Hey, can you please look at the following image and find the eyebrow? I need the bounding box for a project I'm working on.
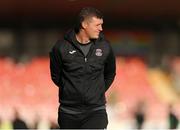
[97,22,103,25]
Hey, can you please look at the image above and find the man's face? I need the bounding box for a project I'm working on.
[83,17,103,39]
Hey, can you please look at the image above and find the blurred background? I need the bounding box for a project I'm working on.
[0,0,180,129]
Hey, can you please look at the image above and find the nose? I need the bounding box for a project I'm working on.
[99,25,103,31]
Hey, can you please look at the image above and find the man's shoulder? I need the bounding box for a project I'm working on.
[54,39,67,48]
[52,39,72,51]
[50,39,69,54]
[97,38,111,49]
[98,33,111,44]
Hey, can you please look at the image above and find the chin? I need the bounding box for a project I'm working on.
[92,35,99,39]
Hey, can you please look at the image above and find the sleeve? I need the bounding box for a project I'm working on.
[49,41,63,87]
[104,45,116,91]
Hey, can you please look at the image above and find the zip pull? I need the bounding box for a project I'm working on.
[84,57,87,62]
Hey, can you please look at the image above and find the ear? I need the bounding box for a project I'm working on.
[81,21,87,29]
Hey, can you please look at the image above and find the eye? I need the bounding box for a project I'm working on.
[97,24,102,27]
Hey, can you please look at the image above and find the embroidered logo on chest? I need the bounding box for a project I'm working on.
[95,49,103,56]
[69,50,76,54]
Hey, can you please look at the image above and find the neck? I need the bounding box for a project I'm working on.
[75,30,90,44]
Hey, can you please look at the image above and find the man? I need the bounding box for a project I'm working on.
[49,7,116,129]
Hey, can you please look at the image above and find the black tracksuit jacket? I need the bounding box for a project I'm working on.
[49,30,116,110]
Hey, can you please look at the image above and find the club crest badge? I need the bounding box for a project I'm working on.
[95,49,103,56]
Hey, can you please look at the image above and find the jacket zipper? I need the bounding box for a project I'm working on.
[84,42,95,63]
[84,57,87,62]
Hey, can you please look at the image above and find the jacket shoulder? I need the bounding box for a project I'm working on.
[50,39,69,53]
[53,39,67,49]
[98,37,112,50]
[98,33,111,46]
